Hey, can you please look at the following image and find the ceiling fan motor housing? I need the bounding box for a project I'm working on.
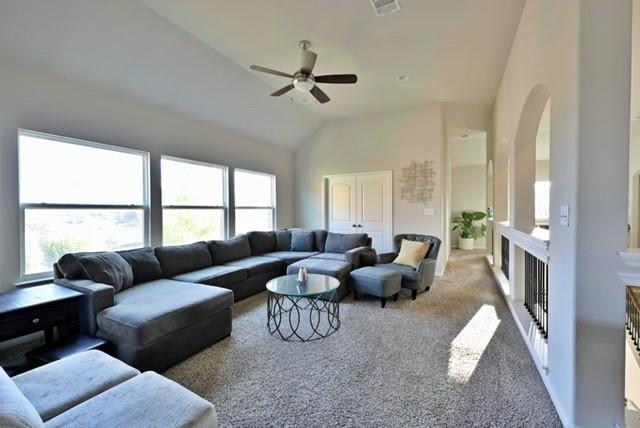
[293,72,315,92]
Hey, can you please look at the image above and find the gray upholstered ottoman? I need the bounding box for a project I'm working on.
[286,258,352,300]
[351,267,402,308]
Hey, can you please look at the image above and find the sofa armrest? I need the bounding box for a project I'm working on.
[417,258,437,288]
[55,279,115,335]
[377,252,397,264]
[344,246,371,269]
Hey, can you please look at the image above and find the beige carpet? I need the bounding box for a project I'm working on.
[165,250,561,427]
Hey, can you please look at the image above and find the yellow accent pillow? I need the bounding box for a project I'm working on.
[392,239,431,268]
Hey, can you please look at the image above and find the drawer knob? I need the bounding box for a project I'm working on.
[32,318,40,324]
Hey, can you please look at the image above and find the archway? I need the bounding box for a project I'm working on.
[512,84,551,233]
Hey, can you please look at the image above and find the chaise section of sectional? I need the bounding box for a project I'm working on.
[95,278,233,372]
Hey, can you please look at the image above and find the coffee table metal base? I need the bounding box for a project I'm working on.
[267,290,340,342]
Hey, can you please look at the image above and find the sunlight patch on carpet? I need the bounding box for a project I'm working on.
[448,304,501,384]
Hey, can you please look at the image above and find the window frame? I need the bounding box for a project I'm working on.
[18,129,151,283]
[160,155,229,245]
[233,168,277,235]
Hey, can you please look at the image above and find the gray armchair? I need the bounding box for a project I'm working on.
[376,234,441,300]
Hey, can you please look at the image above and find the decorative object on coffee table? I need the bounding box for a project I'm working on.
[266,274,340,342]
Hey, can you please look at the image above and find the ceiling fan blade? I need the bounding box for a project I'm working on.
[250,65,293,78]
[300,50,317,75]
[314,74,358,84]
[271,84,294,97]
[310,85,330,104]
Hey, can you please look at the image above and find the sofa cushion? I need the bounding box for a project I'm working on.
[78,252,134,293]
[13,350,138,422]
[287,259,351,281]
[291,230,314,252]
[44,372,217,428]
[207,235,251,264]
[376,263,420,283]
[0,367,44,428]
[313,230,328,252]
[324,232,368,253]
[57,251,103,280]
[172,265,247,287]
[248,231,276,255]
[117,247,164,284]
[275,229,292,251]
[310,252,346,263]
[97,279,233,346]
[224,256,282,277]
[154,242,212,278]
[262,251,320,265]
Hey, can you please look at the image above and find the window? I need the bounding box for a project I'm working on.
[161,157,227,245]
[234,169,276,235]
[535,181,551,223]
[19,130,149,280]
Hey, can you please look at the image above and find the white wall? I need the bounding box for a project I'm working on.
[492,0,631,426]
[294,104,448,273]
[0,60,297,292]
[451,165,487,248]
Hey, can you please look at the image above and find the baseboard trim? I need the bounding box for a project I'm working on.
[484,255,571,428]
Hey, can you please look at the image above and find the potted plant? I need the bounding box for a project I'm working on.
[452,211,487,250]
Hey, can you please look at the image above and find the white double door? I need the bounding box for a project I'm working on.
[325,171,393,253]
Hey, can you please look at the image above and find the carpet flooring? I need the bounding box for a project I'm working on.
[165,250,562,427]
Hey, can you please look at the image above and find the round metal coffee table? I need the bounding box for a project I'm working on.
[266,274,340,342]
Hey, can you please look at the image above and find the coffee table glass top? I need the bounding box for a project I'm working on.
[266,274,340,297]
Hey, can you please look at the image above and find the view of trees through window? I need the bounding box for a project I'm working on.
[161,157,226,245]
[234,169,276,235]
[19,131,148,278]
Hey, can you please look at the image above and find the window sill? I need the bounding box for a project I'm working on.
[15,277,54,288]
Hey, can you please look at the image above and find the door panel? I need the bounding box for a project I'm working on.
[328,176,357,234]
[357,173,392,252]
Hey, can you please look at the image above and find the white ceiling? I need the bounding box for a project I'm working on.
[141,0,526,118]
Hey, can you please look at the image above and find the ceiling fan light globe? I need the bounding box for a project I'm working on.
[293,73,315,92]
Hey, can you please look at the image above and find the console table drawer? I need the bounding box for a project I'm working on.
[0,305,68,337]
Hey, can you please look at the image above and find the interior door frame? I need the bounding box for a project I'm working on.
[322,170,393,251]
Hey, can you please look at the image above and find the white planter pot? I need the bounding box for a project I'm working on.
[459,238,475,250]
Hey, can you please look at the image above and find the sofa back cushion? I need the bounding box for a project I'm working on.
[155,242,212,277]
[313,230,328,252]
[291,230,314,252]
[77,252,134,293]
[248,231,276,255]
[207,235,251,264]
[117,247,164,284]
[324,232,368,253]
[275,229,292,251]
[0,368,44,428]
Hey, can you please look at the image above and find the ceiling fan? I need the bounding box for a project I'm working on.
[250,40,357,104]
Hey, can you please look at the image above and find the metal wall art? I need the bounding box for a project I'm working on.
[399,160,436,204]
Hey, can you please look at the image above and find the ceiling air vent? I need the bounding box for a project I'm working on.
[370,0,400,17]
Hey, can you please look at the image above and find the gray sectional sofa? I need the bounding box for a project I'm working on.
[53,229,375,371]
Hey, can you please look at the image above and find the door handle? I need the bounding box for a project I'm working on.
[357,224,363,228]
[352,224,356,228]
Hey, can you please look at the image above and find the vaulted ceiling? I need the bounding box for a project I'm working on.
[142,0,526,118]
[0,0,526,149]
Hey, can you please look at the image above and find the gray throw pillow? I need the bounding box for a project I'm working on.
[324,232,368,253]
[56,251,101,279]
[312,230,328,252]
[275,229,292,251]
[78,252,134,293]
[291,230,314,252]
[117,247,164,284]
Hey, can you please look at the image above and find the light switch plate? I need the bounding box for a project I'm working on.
[560,205,570,226]
[423,208,435,216]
